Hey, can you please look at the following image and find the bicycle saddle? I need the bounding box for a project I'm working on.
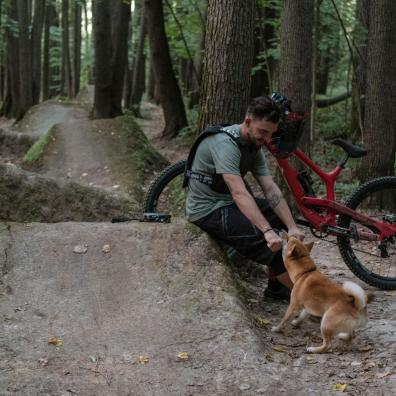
[331,138,368,158]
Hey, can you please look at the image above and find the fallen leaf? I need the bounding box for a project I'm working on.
[48,337,63,347]
[81,172,88,177]
[138,355,149,364]
[177,352,189,360]
[265,354,273,362]
[351,361,362,366]
[254,315,271,327]
[384,291,395,296]
[272,345,286,353]
[73,244,88,254]
[376,371,392,379]
[332,383,347,392]
[102,244,111,253]
[112,185,120,189]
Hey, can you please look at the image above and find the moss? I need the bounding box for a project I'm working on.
[22,125,57,168]
[102,114,168,202]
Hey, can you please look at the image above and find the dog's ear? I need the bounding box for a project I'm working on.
[286,238,302,257]
[304,241,315,253]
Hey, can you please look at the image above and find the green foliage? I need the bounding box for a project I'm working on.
[176,104,199,146]
[164,0,205,62]
[315,99,352,139]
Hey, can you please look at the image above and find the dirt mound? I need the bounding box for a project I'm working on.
[0,164,136,222]
[0,221,394,395]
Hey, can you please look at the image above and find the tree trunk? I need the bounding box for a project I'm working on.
[351,0,369,139]
[17,0,34,119]
[92,0,112,118]
[129,1,147,116]
[278,0,314,154]
[43,1,60,100]
[0,1,19,118]
[197,0,255,134]
[31,0,45,104]
[61,0,72,97]
[123,12,134,108]
[358,0,396,179]
[145,0,188,138]
[73,0,82,97]
[109,0,131,117]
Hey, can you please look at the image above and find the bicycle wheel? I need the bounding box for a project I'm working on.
[337,176,396,289]
[143,159,187,216]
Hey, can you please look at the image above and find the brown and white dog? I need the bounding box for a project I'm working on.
[272,236,373,353]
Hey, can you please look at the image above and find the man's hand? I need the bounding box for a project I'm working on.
[264,230,283,252]
[288,225,305,241]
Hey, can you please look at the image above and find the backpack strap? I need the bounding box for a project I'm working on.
[182,124,236,188]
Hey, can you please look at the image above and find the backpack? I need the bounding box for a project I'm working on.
[183,124,258,194]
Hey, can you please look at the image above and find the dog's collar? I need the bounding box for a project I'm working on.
[293,268,316,283]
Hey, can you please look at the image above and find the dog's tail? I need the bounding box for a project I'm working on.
[342,281,367,310]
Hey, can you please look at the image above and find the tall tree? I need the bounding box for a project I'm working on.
[92,0,130,118]
[129,1,147,116]
[43,0,60,100]
[0,1,19,118]
[73,0,82,97]
[17,0,34,117]
[92,0,112,117]
[145,0,187,138]
[61,0,72,97]
[351,0,369,139]
[278,0,314,153]
[31,0,45,104]
[197,0,256,133]
[359,0,396,179]
[109,0,130,116]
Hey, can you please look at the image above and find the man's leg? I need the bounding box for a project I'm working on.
[193,202,292,299]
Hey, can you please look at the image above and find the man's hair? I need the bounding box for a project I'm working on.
[246,96,281,123]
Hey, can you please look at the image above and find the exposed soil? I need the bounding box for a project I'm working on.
[0,94,394,395]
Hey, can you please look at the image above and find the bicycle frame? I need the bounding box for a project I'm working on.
[273,147,396,241]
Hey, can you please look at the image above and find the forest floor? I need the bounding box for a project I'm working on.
[0,93,395,395]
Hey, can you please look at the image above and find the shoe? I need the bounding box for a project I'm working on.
[264,280,291,301]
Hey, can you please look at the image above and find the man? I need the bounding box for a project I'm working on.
[185,96,304,299]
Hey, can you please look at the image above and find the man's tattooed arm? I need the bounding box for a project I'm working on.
[267,191,282,209]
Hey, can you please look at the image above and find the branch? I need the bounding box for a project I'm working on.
[316,91,351,108]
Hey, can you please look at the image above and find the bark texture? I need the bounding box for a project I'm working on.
[73,1,82,97]
[61,0,72,97]
[359,0,396,179]
[351,0,369,138]
[145,0,187,138]
[31,0,45,104]
[278,0,314,153]
[197,0,256,133]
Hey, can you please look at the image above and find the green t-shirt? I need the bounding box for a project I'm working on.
[185,124,270,222]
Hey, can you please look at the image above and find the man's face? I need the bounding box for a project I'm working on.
[245,116,278,148]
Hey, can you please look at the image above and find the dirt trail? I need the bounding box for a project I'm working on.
[42,116,125,193]
[137,102,189,163]
[0,222,394,395]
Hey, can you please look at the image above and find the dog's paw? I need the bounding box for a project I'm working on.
[291,319,301,327]
[271,325,281,333]
[306,346,317,353]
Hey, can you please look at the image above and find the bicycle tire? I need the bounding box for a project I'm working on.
[143,159,187,214]
[337,176,396,290]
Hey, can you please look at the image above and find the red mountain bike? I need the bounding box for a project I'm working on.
[144,109,396,290]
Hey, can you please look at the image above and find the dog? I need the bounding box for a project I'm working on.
[271,236,373,353]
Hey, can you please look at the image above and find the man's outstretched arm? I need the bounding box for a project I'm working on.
[254,174,304,240]
[222,173,283,252]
